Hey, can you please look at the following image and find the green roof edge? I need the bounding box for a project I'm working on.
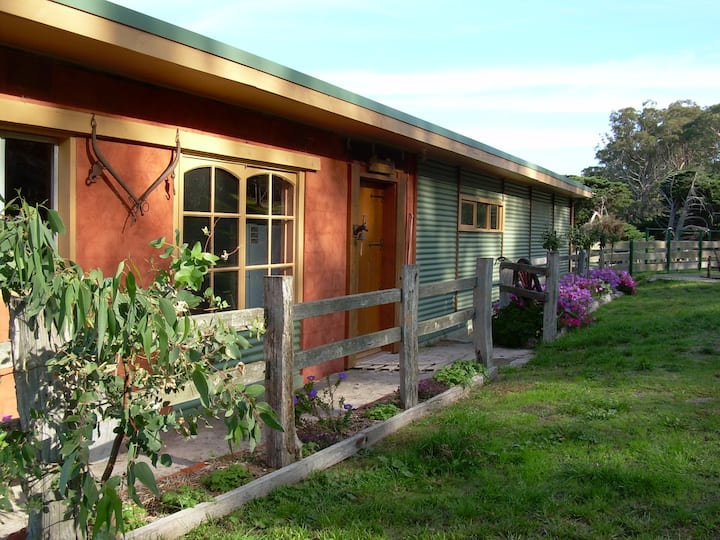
[51,0,588,193]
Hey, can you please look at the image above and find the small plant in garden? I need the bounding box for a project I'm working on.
[366,402,402,421]
[122,502,148,531]
[541,229,560,251]
[159,485,213,513]
[200,464,252,493]
[417,378,450,401]
[434,360,487,388]
[294,373,354,434]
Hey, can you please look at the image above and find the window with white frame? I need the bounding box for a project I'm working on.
[181,158,298,310]
[0,134,56,211]
[458,195,503,232]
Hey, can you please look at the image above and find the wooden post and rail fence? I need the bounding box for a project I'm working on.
[262,252,559,467]
[582,239,720,275]
[10,255,561,471]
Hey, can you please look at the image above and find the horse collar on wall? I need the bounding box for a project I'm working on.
[87,114,181,219]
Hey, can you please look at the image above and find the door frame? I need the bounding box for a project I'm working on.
[348,162,407,360]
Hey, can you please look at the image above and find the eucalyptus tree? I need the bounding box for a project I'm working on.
[0,200,280,539]
[595,100,720,233]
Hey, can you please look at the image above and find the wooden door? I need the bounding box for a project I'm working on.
[355,180,397,342]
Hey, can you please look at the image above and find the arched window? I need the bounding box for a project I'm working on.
[182,159,298,310]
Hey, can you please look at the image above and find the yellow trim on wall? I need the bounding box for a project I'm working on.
[0,95,321,172]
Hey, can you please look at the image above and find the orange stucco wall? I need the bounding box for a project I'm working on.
[0,45,417,406]
[0,366,16,418]
[74,139,176,282]
[299,159,351,379]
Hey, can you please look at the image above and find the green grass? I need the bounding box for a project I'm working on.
[184,278,720,539]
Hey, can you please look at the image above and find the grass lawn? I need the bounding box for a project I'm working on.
[185,278,720,539]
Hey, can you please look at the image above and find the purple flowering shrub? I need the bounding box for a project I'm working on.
[558,268,636,329]
[495,268,638,345]
[294,372,353,435]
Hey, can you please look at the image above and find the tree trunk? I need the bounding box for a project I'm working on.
[10,300,78,540]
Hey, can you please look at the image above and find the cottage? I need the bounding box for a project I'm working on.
[0,0,591,417]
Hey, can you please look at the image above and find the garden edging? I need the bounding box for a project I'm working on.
[125,370,495,540]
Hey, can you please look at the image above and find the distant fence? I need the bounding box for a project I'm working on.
[579,240,720,275]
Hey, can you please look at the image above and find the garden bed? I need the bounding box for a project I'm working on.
[124,372,491,540]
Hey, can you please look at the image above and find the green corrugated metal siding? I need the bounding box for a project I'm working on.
[554,195,571,258]
[503,182,531,262]
[417,160,458,322]
[531,191,553,261]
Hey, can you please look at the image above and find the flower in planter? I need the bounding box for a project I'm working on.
[294,372,354,435]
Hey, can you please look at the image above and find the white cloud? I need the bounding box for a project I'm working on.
[314,54,720,116]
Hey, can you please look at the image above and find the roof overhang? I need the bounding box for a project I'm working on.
[0,0,591,198]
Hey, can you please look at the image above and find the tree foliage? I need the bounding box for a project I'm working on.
[0,200,280,538]
[591,100,720,233]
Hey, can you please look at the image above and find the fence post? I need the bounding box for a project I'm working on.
[264,275,301,468]
[577,249,588,276]
[628,240,634,275]
[10,300,76,539]
[542,251,559,343]
[666,239,672,273]
[474,258,494,370]
[499,263,512,307]
[698,234,703,272]
[399,265,419,409]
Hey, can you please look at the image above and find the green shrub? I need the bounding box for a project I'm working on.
[366,402,402,421]
[200,464,252,493]
[122,502,148,531]
[160,485,213,513]
[434,360,486,388]
[492,299,543,348]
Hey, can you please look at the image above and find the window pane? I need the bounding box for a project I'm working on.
[272,175,294,216]
[271,220,294,264]
[246,174,268,215]
[213,271,238,310]
[246,218,268,265]
[184,167,211,212]
[245,269,266,308]
[214,217,239,267]
[476,203,488,229]
[271,267,293,276]
[183,216,210,251]
[4,138,53,209]
[490,205,499,229]
[460,201,474,226]
[215,168,239,213]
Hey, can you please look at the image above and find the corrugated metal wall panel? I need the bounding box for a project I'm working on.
[554,195,571,256]
[417,160,458,321]
[531,190,553,261]
[503,182,531,262]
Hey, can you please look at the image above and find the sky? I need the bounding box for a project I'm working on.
[109,0,720,176]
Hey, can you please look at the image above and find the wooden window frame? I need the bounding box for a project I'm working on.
[458,195,504,232]
[178,155,303,310]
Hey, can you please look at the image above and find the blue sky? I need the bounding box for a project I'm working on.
[110,0,720,176]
